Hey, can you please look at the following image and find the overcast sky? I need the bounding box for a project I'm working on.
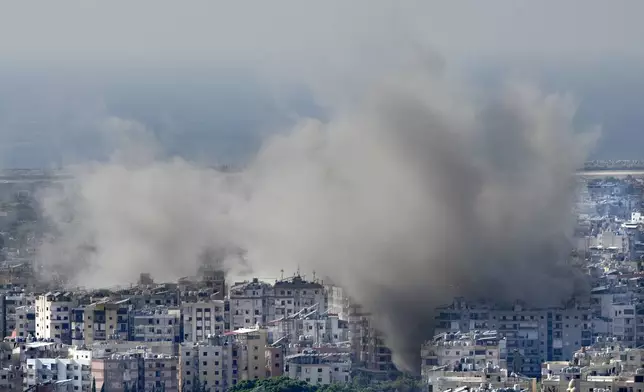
[1,0,644,166]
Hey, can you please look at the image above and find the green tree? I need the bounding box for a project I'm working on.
[227,375,425,392]
[92,378,97,392]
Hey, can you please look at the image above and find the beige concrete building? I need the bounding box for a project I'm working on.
[179,338,234,392]
[227,327,268,381]
[181,300,227,342]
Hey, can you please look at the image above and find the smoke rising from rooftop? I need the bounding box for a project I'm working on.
[37,59,598,372]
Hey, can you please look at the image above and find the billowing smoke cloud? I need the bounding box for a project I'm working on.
[37,61,598,372]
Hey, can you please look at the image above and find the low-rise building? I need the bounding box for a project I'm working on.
[24,358,92,392]
[92,351,179,392]
[285,351,351,385]
[421,330,507,381]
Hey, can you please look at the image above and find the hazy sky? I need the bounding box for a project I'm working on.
[1,0,644,166]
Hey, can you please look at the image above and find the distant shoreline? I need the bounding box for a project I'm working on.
[576,169,644,177]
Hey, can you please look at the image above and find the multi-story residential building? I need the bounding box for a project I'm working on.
[0,365,20,391]
[541,341,644,392]
[142,353,179,392]
[87,341,176,358]
[3,292,33,338]
[0,341,20,391]
[35,292,75,343]
[181,299,228,342]
[24,358,92,392]
[71,300,129,345]
[324,283,348,321]
[423,365,535,392]
[179,337,234,392]
[273,276,326,322]
[420,330,507,382]
[129,307,180,342]
[0,295,5,339]
[229,276,328,330]
[346,301,397,379]
[301,316,349,345]
[12,341,70,363]
[268,314,350,354]
[92,351,179,392]
[434,298,592,377]
[223,327,268,381]
[229,278,274,330]
[197,261,227,300]
[127,287,180,309]
[14,305,35,338]
[265,346,283,378]
[91,354,142,392]
[285,351,351,385]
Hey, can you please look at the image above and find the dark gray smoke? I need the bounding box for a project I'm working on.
[37,63,598,371]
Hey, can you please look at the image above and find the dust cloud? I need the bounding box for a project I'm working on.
[37,61,598,372]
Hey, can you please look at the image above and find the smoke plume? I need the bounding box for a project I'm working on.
[37,61,598,372]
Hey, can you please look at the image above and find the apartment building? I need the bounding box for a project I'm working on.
[223,327,268,381]
[71,300,129,345]
[229,276,328,330]
[285,351,351,385]
[420,330,506,382]
[92,351,179,392]
[434,298,592,377]
[268,314,350,356]
[197,262,227,300]
[265,346,283,378]
[4,292,33,338]
[181,299,228,342]
[302,316,349,345]
[0,365,20,391]
[0,341,20,392]
[12,341,69,363]
[14,305,35,338]
[141,353,179,392]
[127,287,180,309]
[347,301,397,378]
[87,341,176,358]
[35,292,75,343]
[273,276,326,321]
[129,307,180,342]
[423,366,535,392]
[24,358,92,392]
[91,354,141,392]
[229,279,274,329]
[179,337,234,392]
[324,283,348,321]
[541,342,644,392]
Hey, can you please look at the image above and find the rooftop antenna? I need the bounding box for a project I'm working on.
[312,270,316,282]
[296,265,300,277]
[280,269,284,280]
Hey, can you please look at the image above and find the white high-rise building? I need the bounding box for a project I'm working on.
[35,292,75,343]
